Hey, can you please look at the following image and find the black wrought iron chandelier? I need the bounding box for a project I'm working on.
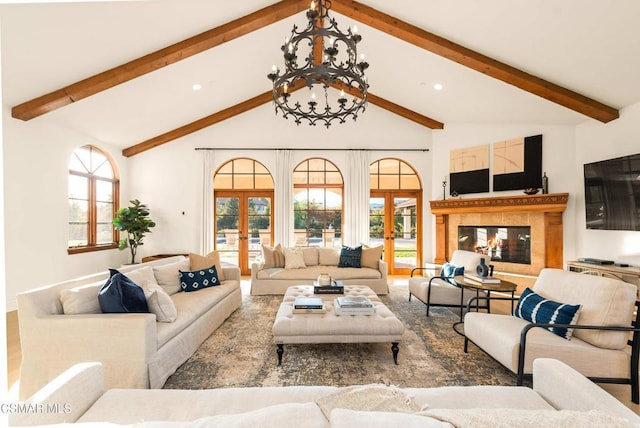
[267,0,369,128]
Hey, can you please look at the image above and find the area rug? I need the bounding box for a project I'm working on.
[163,284,516,389]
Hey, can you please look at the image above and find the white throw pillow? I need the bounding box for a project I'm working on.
[125,266,159,289]
[153,259,190,295]
[60,282,102,314]
[284,247,307,269]
[142,289,178,323]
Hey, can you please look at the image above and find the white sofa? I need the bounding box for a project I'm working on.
[16,255,242,400]
[10,359,640,427]
[251,246,389,295]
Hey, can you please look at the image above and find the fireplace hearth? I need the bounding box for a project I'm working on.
[458,225,531,265]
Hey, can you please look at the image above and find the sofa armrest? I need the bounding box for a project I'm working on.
[378,259,388,280]
[251,262,262,280]
[9,363,105,426]
[19,313,156,399]
[223,266,241,282]
[533,358,640,423]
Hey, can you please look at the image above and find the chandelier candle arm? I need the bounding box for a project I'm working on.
[267,0,369,128]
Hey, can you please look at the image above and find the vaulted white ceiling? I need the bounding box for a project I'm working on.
[2,0,639,154]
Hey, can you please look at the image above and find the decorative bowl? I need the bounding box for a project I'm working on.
[523,188,539,195]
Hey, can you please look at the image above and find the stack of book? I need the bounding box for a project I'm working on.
[334,296,376,316]
[314,280,344,295]
[463,272,501,284]
[293,296,326,314]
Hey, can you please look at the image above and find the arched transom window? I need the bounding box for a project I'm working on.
[370,158,421,190]
[293,158,343,247]
[68,145,119,253]
[213,158,274,189]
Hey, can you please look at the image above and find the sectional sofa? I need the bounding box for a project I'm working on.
[10,359,640,426]
[16,255,241,400]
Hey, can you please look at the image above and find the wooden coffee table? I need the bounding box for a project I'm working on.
[272,285,405,365]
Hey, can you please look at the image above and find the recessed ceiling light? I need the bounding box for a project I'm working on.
[434,83,443,91]
[192,83,202,91]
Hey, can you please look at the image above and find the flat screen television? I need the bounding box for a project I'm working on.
[583,153,640,231]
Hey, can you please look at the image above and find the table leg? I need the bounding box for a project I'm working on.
[511,291,515,314]
[391,342,399,365]
[276,344,284,366]
[459,283,465,322]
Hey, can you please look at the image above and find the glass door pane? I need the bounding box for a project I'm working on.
[394,197,417,271]
[248,196,272,269]
[369,197,385,249]
[216,197,239,267]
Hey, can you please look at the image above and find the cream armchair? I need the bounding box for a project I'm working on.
[463,268,640,404]
[409,250,489,316]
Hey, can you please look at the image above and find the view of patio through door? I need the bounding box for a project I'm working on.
[370,159,422,275]
[213,159,274,275]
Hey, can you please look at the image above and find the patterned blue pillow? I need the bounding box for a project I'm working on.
[338,245,362,268]
[440,262,464,285]
[515,287,581,340]
[179,265,220,292]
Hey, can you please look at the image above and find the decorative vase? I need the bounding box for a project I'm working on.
[542,172,549,194]
[317,274,332,286]
[476,259,490,277]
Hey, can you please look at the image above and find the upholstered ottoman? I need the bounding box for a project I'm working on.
[272,285,405,365]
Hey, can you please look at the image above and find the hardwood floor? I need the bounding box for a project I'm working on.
[5,275,640,415]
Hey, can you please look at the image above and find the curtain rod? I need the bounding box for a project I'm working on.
[195,147,429,152]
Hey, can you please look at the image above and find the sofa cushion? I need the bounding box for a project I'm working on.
[98,269,149,314]
[533,269,636,349]
[338,245,362,268]
[156,282,240,348]
[60,281,102,315]
[261,244,285,268]
[301,247,319,266]
[330,409,451,428]
[420,408,635,428]
[284,247,307,269]
[319,248,340,265]
[256,265,382,281]
[189,252,226,282]
[361,245,383,269]
[179,265,220,292]
[153,259,191,295]
[127,266,177,322]
[515,287,581,339]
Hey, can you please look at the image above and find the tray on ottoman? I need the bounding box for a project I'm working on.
[272,285,405,365]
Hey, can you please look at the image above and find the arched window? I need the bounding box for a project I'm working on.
[68,145,119,253]
[293,158,343,247]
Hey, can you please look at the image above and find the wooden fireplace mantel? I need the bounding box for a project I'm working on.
[430,193,569,268]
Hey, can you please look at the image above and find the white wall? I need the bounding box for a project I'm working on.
[574,102,640,265]
[2,114,131,310]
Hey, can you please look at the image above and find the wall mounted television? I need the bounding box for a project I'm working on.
[583,153,640,231]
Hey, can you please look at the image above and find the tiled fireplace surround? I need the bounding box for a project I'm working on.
[430,193,569,291]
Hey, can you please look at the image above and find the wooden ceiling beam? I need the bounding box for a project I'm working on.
[330,81,443,129]
[12,0,309,121]
[332,0,619,123]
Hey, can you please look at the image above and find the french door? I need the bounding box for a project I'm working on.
[215,191,273,275]
[369,191,421,275]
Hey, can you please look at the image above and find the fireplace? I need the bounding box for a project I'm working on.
[458,225,531,265]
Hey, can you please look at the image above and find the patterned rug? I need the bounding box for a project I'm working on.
[163,284,516,389]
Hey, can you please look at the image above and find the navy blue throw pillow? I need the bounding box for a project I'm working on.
[179,264,220,292]
[440,262,464,285]
[338,245,362,268]
[98,269,149,313]
[515,287,581,340]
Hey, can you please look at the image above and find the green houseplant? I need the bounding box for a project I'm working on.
[112,199,156,264]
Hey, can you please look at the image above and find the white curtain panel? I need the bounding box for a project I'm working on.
[200,150,215,255]
[275,149,294,247]
[345,150,371,246]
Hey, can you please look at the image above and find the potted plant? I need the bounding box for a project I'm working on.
[112,199,156,264]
